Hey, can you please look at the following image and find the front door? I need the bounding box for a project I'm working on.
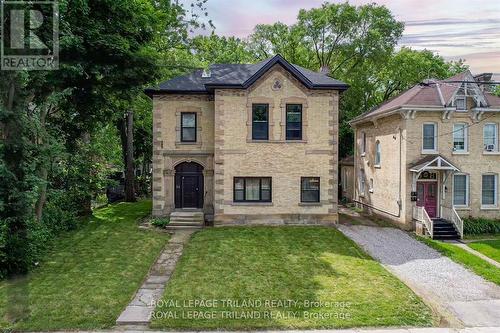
[174,162,204,209]
[181,175,200,208]
[417,182,438,218]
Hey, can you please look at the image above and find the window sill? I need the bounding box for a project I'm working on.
[483,151,500,155]
[246,139,307,144]
[452,151,469,155]
[454,206,470,211]
[480,206,499,211]
[175,141,199,145]
[230,202,273,206]
[421,150,438,155]
[374,165,381,169]
[361,153,366,157]
[298,202,322,206]
[368,189,374,193]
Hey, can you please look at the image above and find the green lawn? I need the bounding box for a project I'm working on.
[0,200,169,331]
[151,226,434,330]
[419,237,500,285]
[468,239,500,262]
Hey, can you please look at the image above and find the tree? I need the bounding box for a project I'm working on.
[190,34,254,65]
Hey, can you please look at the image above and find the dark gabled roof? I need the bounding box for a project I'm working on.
[145,55,348,95]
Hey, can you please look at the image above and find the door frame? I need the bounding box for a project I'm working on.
[416,177,440,218]
[174,162,204,209]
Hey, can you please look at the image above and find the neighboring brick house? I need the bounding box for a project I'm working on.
[146,55,348,226]
[349,70,500,239]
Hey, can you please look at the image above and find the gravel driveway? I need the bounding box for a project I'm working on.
[337,224,500,328]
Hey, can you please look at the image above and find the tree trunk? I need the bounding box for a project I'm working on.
[124,111,136,202]
[34,106,49,222]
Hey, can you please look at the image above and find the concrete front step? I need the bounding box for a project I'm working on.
[170,216,204,222]
[170,211,204,218]
[165,225,203,230]
[169,221,204,226]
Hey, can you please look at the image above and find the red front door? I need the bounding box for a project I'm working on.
[417,182,438,218]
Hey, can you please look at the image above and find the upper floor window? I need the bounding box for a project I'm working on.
[482,174,498,207]
[181,112,196,142]
[484,123,498,152]
[455,96,466,110]
[422,123,437,152]
[286,104,302,140]
[234,177,271,202]
[453,123,468,152]
[252,104,269,140]
[375,140,381,166]
[453,174,469,207]
[301,177,320,202]
[361,132,366,155]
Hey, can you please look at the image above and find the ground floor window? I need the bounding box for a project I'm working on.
[482,174,498,207]
[453,174,469,207]
[234,177,271,202]
[301,177,320,202]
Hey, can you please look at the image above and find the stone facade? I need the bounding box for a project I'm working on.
[352,109,500,229]
[152,65,340,225]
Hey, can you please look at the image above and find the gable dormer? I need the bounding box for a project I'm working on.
[445,70,489,111]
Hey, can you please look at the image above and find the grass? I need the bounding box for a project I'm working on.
[464,234,500,241]
[419,237,500,285]
[468,239,500,262]
[0,200,169,331]
[151,226,434,330]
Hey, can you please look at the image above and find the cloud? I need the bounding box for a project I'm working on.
[405,18,500,26]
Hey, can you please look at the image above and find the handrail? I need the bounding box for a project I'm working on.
[412,206,433,237]
[441,205,464,239]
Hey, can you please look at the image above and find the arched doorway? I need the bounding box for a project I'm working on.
[174,162,204,208]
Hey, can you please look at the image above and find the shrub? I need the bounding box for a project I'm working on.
[463,217,500,235]
[151,217,169,228]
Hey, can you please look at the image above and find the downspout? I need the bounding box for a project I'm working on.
[354,127,402,218]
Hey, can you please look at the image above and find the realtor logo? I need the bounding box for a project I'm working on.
[1,0,59,70]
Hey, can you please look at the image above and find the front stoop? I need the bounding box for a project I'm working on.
[166,210,204,230]
[116,230,196,326]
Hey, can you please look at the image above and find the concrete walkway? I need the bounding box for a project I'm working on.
[451,242,500,268]
[337,224,500,328]
[116,230,196,326]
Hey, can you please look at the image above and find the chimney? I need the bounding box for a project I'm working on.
[474,73,493,92]
[319,65,330,75]
[201,68,211,78]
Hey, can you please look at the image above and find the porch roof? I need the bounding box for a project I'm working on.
[409,155,460,173]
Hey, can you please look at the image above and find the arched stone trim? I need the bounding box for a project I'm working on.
[171,157,207,169]
[280,96,309,141]
[175,106,203,145]
[246,97,275,141]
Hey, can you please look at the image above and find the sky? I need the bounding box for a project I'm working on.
[199,0,500,74]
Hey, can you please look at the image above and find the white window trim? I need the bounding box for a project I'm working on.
[361,131,366,157]
[369,178,374,193]
[452,123,468,153]
[455,96,466,111]
[374,140,381,167]
[483,123,499,153]
[422,122,438,154]
[481,173,498,209]
[452,173,469,208]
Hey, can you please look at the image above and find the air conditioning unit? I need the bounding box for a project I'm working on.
[485,144,496,152]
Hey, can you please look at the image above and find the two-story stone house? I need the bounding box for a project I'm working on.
[350,70,500,239]
[146,55,348,226]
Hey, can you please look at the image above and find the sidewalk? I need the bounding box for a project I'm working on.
[42,327,500,333]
